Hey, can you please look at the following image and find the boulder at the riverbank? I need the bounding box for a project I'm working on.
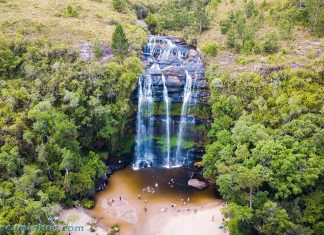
[188,178,208,189]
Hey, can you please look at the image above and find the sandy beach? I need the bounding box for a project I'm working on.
[60,207,108,235]
[90,167,228,235]
[59,167,228,235]
[145,202,228,235]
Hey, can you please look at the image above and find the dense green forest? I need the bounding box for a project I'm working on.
[0,0,323,234]
[203,67,323,234]
[0,28,142,228]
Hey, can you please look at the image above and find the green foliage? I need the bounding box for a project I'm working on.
[112,0,127,13]
[93,39,104,58]
[112,24,129,57]
[200,42,218,57]
[0,37,142,226]
[145,14,158,34]
[0,39,24,79]
[108,224,120,235]
[261,31,279,54]
[270,0,324,36]
[182,27,198,47]
[203,67,324,234]
[65,5,78,17]
[245,0,256,18]
[220,10,260,54]
[81,198,95,209]
[145,0,210,34]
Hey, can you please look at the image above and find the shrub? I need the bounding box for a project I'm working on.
[245,0,256,18]
[0,39,23,79]
[111,24,129,57]
[262,32,279,54]
[81,198,95,209]
[201,42,218,57]
[242,40,255,54]
[183,27,198,47]
[220,18,232,35]
[93,40,103,58]
[144,14,158,33]
[108,224,120,235]
[65,5,78,17]
[112,0,127,13]
[307,51,318,59]
[133,3,149,20]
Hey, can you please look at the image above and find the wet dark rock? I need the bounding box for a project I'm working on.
[148,64,162,75]
[162,66,186,77]
[166,76,182,87]
[193,80,209,89]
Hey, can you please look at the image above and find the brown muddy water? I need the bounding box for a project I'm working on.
[91,167,223,235]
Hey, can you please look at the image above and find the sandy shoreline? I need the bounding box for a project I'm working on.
[145,202,228,235]
[60,167,228,235]
[60,207,108,235]
[60,202,227,235]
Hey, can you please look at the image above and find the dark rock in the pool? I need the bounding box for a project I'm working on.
[188,179,208,190]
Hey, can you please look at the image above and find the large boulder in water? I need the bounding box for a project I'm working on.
[162,65,186,77]
[188,179,208,190]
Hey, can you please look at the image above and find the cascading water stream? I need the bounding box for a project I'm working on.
[175,70,193,165]
[134,35,205,169]
[161,73,171,167]
[134,74,154,169]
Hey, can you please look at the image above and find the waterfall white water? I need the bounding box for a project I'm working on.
[134,35,203,169]
[134,74,154,169]
[175,70,193,165]
[161,73,171,167]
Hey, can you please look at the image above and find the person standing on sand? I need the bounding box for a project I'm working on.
[138,194,141,200]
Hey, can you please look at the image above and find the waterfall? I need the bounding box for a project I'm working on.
[134,35,204,169]
[134,74,154,169]
[175,70,193,165]
[161,73,171,167]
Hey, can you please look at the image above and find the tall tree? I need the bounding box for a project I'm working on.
[111,24,129,58]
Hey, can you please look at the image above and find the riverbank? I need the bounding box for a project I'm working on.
[60,207,108,235]
[90,167,227,235]
[145,202,227,235]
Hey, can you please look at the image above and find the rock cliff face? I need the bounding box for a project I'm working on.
[133,36,211,169]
